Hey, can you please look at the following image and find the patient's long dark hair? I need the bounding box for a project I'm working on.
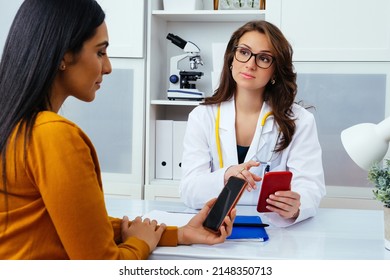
[0,0,105,229]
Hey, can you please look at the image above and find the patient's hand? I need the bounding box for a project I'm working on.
[177,198,236,245]
[121,216,166,252]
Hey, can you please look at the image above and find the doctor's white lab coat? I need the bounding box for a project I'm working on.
[179,98,326,227]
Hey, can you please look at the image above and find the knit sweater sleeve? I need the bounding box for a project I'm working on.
[110,217,178,246]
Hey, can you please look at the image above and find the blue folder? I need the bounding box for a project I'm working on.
[227,215,269,241]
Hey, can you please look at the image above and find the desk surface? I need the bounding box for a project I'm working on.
[105,196,390,260]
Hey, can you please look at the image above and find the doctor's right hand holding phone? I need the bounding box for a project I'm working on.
[179,20,326,228]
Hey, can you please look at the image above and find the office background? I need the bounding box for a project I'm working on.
[1,0,390,210]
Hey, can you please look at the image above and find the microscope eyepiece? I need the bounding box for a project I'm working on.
[167,33,187,49]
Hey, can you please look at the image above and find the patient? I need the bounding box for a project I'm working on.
[0,0,234,259]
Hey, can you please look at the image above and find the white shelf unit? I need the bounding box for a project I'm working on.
[267,0,390,62]
[144,0,266,201]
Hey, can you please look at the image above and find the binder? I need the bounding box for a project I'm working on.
[155,120,173,179]
[227,215,269,241]
[172,121,187,180]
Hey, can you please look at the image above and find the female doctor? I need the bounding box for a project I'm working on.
[179,20,326,227]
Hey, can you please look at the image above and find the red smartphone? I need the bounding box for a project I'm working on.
[257,171,293,213]
[203,176,247,233]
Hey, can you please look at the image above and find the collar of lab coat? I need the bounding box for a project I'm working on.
[218,99,274,165]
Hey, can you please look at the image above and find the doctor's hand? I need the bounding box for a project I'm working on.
[224,160,262,191]
[265,190,301,219]
[177,198,236,245]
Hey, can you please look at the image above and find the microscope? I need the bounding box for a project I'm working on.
[166,33,205,101]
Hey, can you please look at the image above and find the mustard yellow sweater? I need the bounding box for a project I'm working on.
[0,111,178,259]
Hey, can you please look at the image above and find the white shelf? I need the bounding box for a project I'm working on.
[149,179,181,186]
[144,184,181,201]
[151,99,201,106]
[145,0,269,201]
[152,10,266,22]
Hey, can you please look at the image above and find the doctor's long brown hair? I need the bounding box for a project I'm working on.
[202,20,297,152]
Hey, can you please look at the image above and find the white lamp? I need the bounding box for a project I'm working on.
[341,117,390,170]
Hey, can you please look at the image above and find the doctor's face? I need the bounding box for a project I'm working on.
[231,31,275,93]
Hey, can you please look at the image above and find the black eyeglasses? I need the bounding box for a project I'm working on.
[233,46,275,69]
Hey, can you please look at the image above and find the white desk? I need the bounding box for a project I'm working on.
[105,196,390,260]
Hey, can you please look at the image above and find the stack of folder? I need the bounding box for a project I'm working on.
[227,215,269,241]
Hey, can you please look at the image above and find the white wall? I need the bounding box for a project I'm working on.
[0,0,23,56]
